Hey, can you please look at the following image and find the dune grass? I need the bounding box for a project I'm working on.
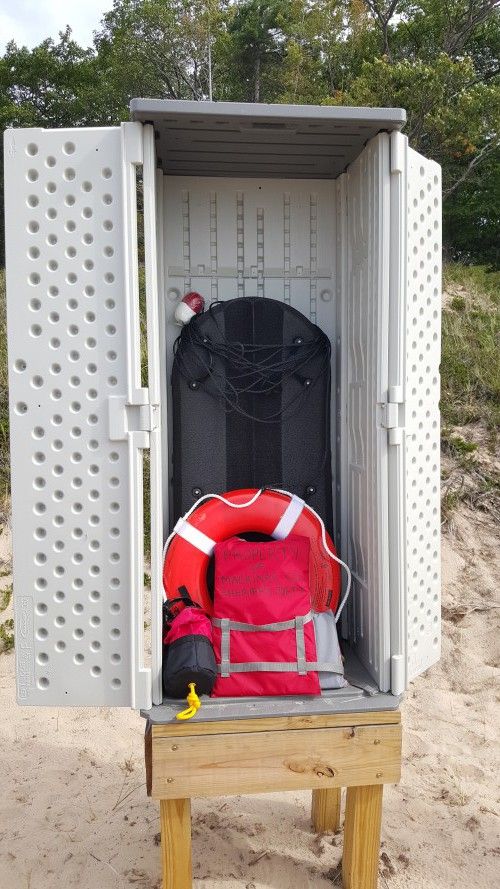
[442,264,500,434]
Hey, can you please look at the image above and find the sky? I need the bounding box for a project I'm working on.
[0,0,110,53]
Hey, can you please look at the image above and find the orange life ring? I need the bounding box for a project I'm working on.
[163,488,341,615]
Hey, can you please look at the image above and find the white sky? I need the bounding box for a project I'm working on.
[0,0,110,52]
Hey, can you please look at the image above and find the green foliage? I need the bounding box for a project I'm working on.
[444,262,500,302]
[441,459,499,524]
[444,147,500,266]
[440,258,499,522]
[441,484,463,526]
[0,618,14,651]
[0,0,499,264]
[332,52,500,267]
[0,584,12,613]
[138,264,151,558]
[224,0,291,102]
[441,264,500,430]
[94,0,224,116]
[442,431,478,457]
[0,28,100,129]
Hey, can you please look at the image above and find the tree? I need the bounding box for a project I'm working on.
[0,0,499,266]
[444,145,500,265]
[334,51,500,266]
[364,0,404,57]
[276,0,343,104]
[94,0,227,114]
[0,28,106,264]
[0,28,101,129]
[414,0,499,59]
[225,0,290,102]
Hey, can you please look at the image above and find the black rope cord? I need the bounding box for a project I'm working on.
[174,307,331,425]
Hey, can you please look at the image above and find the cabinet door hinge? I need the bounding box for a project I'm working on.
[380,397,404,446]
[108,390,159,447]
[380,401,399,429]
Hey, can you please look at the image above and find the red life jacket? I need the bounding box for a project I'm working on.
[211,535,321,697]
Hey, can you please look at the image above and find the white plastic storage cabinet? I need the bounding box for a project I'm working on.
[4,101,441,712]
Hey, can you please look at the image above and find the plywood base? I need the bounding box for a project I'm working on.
[149,709,401,889]
[150,712,401,799]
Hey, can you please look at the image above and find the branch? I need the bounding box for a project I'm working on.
[364,0,401,25]
[443,140,498,198]
[444,0,500,56]
[364,0,401,56]
[172,62,201,100]
[447,65,500,104]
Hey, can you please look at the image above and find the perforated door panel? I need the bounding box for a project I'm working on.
[339,134,391,691]
[404,149,442,681]
[4,124,151,707]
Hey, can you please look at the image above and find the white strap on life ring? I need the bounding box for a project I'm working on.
[173,491,304,555]
[272,494,305,539]
[173,518,216,556]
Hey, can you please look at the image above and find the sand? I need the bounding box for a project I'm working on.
[0,502,499,889]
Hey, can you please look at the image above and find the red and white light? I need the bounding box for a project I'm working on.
[174,291,205,326]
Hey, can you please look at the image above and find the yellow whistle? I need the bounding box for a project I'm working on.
[176,682,201,721]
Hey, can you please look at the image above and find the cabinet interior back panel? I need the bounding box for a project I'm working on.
[160,176,338,528]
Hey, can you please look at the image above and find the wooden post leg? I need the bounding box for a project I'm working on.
[342,785,383,889]
[160,798,192,889]
[311,788,341,832]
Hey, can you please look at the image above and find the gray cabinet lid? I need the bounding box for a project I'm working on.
[130,99,406,178]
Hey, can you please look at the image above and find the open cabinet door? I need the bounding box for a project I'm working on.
[387,135,442,693]
[404,146,442,685]
[4,124,153,708]
[337,132,392,692]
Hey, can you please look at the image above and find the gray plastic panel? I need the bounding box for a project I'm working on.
[144,691,400,724]
[143,126,164,705]
[339,134,391,691]
[143,648,399,724]
[405,148,442,680]
[131,99,405,179]
[4,124,151,707]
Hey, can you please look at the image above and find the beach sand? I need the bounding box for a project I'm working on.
[0,501,498,889]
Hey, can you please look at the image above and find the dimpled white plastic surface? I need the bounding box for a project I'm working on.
[405,148,442,680]
[162,176,336,320]
[340,134,391,692]
[4,125,148,706]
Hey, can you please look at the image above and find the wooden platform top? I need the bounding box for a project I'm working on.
[150,709,401,738]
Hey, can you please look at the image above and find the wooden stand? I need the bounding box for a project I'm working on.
[146,709,401,889]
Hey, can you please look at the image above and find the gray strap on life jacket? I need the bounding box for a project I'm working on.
[216,661,343,674]
[220,618,231,678]
[212,612,313,633]
[295,614,306,675]
[214,612,314,678]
